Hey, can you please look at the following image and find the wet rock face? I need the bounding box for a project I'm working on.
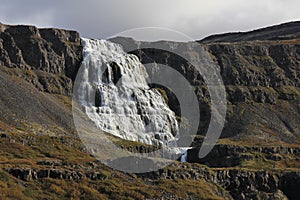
[0,23,83,94]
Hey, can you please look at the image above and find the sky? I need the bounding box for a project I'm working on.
[0,0,300,41]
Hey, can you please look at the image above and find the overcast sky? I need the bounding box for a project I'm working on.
[0,0,300,41]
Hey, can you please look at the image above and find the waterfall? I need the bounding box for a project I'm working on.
[180,150,188,162]
[76,38,180,149]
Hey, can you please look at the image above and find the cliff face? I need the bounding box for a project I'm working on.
[111,22,300,144]
[0,23,83,136]
[206,40,300,143]
[1,23,298,142]
[0,22,299,200]
[0,23,83,94]
[207,42,299,87]
[139,162,300,200]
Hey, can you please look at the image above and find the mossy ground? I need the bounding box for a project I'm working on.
[0,122,229,199]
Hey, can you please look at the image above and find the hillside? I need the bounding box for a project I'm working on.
[0,22,299,199]
[111,24,300,145]
[200,21,300,43]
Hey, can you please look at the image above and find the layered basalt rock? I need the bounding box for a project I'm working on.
[110,21,300,143]
[0,23,83,95]
[0,21,299,200]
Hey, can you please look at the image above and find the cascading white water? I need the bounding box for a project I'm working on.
[77,38,179,149]
[180,150,188,162]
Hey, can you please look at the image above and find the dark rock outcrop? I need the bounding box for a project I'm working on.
[0,23,83,95]
[186,144,300,167]
[280,172,300,199]
[206,43,300,87]
[110,21,300,143]
[7,168,106,181]
[215,169,284,200]
[138,163,295,200]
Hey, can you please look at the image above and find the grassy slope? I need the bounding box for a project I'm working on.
[0,67,228,199]
[1,22,299,199]
[0,61,299,199]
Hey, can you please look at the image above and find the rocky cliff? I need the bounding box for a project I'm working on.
[0,23,83,135]
[111,21,300,144]
[0,21,299,200]
[0,23,83,95]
